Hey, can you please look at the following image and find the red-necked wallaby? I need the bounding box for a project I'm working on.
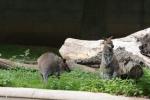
[100,36,120,79]
[37,52,70,82]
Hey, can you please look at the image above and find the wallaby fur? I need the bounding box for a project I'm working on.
[37,52,70,82]
[100,36,120,79]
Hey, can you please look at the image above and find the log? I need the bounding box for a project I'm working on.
[66,60,97,73]
[0,56,96,74]
[0,58,37,70]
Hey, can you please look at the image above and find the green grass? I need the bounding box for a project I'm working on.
[0,67,150,97]
[0,44,150,97]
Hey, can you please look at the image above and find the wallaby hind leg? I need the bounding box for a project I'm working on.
[42,72,49,83]
[112,72,118,78]
[40,73,43,80]
[100,72,111,79]
[56,66,60,79]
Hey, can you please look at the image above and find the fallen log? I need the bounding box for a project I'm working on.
[66,60,97,73]
[0,58,37,70]
[0,56,96,74]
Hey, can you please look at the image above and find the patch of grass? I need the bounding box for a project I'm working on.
[0,67,150,97]
[136,68,150,96]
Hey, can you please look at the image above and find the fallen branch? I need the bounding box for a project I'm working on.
[0,58,37,70]
[0,57,97,74]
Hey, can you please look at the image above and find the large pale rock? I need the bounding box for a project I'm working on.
[59,28,150,67]
[59,38,104,60]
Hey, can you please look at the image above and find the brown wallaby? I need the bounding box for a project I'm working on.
[100,36,120,79]
[37,52,70,82]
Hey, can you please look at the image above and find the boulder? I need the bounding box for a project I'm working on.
[59,28,150,67]
[59,38,104,60]
[75,47,144,79]
[139,34,150,57]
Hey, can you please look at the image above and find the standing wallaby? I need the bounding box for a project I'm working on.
[37,52,70,82]
[100,36,120,79]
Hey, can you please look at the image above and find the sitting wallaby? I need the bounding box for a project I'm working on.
[37,52,70,82]
[100,36,120,79]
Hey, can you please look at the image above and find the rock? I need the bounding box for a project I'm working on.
[75,47,144,79]
[139,34,150,57]
[114,47,144,79]
[59,38,104,60]
[59,28,150,67]
[75,52,102,66]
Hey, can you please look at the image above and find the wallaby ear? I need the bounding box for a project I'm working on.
[101,37,107,44]
[108,36,113,40]
[106,36,113,42]
[103,37,108,41]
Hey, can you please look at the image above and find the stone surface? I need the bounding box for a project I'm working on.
[139,34,150,57]
[59,28,150,67]
[75,47,144,79]
[59,38,104,60]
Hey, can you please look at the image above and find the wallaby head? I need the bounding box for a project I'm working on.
[103,36,114,51]
[59,59,71,72]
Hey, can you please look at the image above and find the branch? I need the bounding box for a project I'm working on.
[0,58,37,70]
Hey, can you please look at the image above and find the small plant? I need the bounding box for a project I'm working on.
[0,72,12,86]
[19,49,30,59]
[0,79,12,86]
[9,49,31,63]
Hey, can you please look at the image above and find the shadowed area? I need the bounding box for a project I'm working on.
[0,0,149,47]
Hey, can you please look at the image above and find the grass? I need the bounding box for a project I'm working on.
[0,67,150,97]
[0,44,150,97]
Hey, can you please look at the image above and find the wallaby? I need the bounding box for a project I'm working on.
[100,36,120,79]
[37,52,70,82]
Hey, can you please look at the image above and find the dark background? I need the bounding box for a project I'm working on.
[0,0,149,47]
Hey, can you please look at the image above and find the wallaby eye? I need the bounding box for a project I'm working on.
[112,45,114,48]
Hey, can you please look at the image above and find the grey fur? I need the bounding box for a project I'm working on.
[100,37,120,79]
[37,52,70,82]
